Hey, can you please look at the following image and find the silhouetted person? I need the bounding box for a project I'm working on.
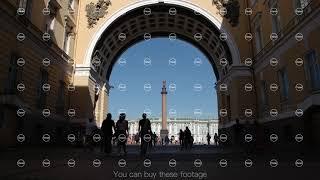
[135,134,140,144]
[139,113,152,157]
[101,113,115,154]
[207,133,211,145]
[165,135,170,146]
[184,127,192,149]
[179,129,185,150]
[152,132,157,147]
[214,133,219,146]
[116,113,128,156]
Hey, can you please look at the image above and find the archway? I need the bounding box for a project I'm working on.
[109,37,219,144]
[73,0,254,141]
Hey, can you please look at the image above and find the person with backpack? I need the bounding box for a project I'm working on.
[179,129,185,150]
[101,113,115,155]
[184,127,192,150]
[207,133,211,145]
[138,113,152,157]
[116,113,129,156]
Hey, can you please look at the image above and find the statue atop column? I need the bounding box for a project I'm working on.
[160,80,169,142]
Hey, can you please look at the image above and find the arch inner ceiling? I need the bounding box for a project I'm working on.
[91,3,233,82]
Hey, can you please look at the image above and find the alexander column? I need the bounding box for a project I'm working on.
[160,80,169,140]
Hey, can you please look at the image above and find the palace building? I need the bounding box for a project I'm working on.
[0,0,319,147]
[128,118,219,144]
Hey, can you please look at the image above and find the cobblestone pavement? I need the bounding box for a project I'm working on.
[0,145,319,180]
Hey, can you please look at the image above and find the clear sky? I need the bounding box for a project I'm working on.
[109,38,218,120]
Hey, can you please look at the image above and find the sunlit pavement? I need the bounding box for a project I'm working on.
[0,145,319,180]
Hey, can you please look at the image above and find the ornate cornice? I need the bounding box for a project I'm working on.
[212,0,240,27]
[85,0,111,28]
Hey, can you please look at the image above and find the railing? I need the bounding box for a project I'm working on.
[253,0,320,62]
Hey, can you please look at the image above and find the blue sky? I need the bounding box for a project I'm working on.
[109,38,218,120]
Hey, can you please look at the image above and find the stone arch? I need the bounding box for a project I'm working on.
[81,0,241,82]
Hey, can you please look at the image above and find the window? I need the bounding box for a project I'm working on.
[6,54,23,94]
[37,69,48,108]
[45,5,57,33]
[269,0,281,34]
[6,54,18,94]
[305,50,320,90]
[63,25,73,55]
[45,15,55,33]
[253,13,263,53]
[260,80,269,106]
[279,68,289,101]
[260,80,269,117]
[0,106,5,128]
[56,81,65,114]
[250,0,258,7]
[19,0,33,19]
[226,95,231,121]
[68,0,75,10]
[295,0,310,9]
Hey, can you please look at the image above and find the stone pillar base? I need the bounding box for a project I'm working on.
[160,129,169,139]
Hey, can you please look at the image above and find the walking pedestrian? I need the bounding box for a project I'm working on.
[101,113,115,155]
[116,113,129,156]
[139,113,152,157]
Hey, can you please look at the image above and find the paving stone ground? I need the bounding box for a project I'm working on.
[0,145,319,180]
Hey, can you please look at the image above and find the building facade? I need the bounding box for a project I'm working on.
[218,0,320,146]
[0,0,78,146]
[128,118,218,144]
[0,0,319,147]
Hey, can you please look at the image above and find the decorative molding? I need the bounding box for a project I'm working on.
[85,0,112,28]
[212,0,240,27]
